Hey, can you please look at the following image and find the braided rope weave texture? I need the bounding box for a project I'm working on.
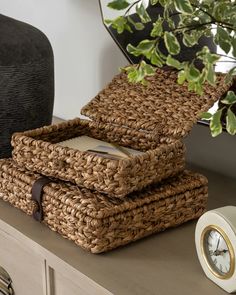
[0,159,208,253]
[12,118,185,198]
[81,69,228,138]
[11,68,227,197]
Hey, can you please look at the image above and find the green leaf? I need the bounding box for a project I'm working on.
[164,32,180,55]
[125,62,155,85]
[188,64,201,81]
[195,82,203,95]
[150,50,163,67]
[177,70,186,84]
[156,46,167,61]
[174,0,193,14]
[201,112,212,120]
[221,91,236,105]
[109,16,129,34]
[187,80,203,95]
[226,108,236,135]
[197,47,220,65]
[166,55,181,69]
[124,23,133,33]
[187,81,196,91]
[182,33,198,47]
[206,64,216,85]
[225,67,236,84]
[159,0,167,6]
[232,37,236,58]
[134,22,145,30]
[137,40,156,52]
[127,16,144,31]
[104,19,113,25]
[216,26,230,42]
[207,53,220,64]
[167,17,175,30]
[136,3,151,23]
[143,62,155,75]
[151,19,163,37]
[127,68,140,83]
[213,2,230,21]
[127,40,156,59]
[210,109,223,137]
[150,0,159,4]
[215,27,231,54]
[198,69,207,84]
[127,44,142,57]
[196,46,210,60]
[107,0,130,10]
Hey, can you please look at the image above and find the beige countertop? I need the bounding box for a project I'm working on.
[0,164,235,295]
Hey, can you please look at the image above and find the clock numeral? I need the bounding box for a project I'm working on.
[207,241,213,248]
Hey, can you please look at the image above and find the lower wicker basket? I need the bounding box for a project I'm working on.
[0,159,208,253]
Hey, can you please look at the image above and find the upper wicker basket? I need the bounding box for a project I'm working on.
[12,68,229,197]
[81,69,228,139]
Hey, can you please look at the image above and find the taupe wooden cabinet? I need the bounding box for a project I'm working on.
[0,203,111,295]
[0,228,46,295]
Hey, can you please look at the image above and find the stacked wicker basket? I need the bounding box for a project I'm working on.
[0,69,230,253]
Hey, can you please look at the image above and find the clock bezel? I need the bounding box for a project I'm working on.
[200,225,235,280]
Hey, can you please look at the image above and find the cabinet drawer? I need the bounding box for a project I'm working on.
[0,228,46,295]
[46,266,112,295]
[53,270,93,295]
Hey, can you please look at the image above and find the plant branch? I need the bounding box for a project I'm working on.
[191,3,217,22]
[124,0,141,17]
[171,21,214,33]
[216,60,236,63]
[220,24,235,31]
[191,3,234,30]
[169,12,181,18]
[217,54,236,61]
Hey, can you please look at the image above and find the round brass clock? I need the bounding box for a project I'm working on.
[201,225,235,279]
[195,206,236,293]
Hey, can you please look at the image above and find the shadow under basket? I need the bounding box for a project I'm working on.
[12,69,229,198]
[0,159,208,253]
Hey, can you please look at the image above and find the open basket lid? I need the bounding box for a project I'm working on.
[81,68,229,139]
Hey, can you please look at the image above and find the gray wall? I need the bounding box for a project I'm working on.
[185,125,236,179]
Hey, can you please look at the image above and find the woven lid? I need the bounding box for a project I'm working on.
[81,68,228,139]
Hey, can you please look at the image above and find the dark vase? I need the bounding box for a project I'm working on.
[0,14,54,158]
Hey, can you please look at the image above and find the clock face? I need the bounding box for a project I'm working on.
[202,226,235,279]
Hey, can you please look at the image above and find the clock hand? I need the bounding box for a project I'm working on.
[212,249,229,256]
[216,237,221,251]
[211,237,221,256]
[220,249,229,254]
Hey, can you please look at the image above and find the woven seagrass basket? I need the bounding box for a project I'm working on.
[12,69,228,198]
[0,159,208,253]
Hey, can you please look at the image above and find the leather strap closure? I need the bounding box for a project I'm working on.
[32,177,52,222]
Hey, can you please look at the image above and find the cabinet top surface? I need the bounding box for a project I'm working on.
[0,164,234,295]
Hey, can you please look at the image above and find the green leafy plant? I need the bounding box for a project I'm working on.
[106,0,236,136]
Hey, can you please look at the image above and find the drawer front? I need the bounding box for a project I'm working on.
[53,270,92,295]
[46,266,112,295]
[0,229,46,295]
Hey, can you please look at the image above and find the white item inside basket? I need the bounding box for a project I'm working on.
[58,136,144,159]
